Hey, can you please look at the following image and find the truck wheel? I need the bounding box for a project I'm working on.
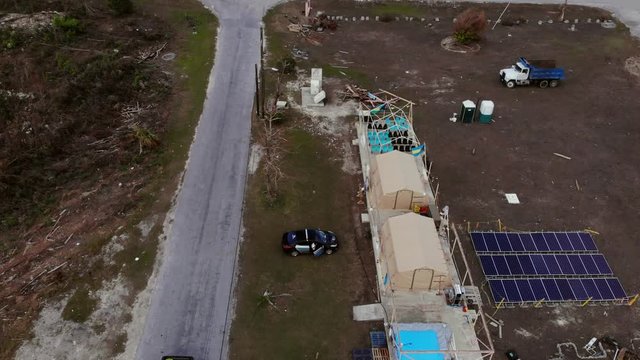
[506,81,515,89]
[550,80,559,88]
[539,80,549,88]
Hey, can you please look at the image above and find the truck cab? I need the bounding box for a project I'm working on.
[500,61,531,87]
[500,57,564,88]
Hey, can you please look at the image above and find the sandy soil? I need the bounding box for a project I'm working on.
[14,212,172,360]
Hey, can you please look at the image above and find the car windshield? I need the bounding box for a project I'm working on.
[315,230,327,243]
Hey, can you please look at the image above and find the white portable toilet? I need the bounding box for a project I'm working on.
[478,100,494,124]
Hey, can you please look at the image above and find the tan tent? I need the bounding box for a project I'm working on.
[380,212,452,291]
[369,151,428,210]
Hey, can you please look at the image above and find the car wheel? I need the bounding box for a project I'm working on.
[290,250,299,257]
[325,248,334,255]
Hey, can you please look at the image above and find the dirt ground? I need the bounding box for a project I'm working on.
[265,1,640,359]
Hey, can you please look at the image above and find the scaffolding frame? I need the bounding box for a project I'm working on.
[355,90,495,360]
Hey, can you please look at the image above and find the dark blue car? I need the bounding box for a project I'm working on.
[281,228,338,257]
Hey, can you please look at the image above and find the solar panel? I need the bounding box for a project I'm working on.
[488,277,627,303]
[471,231,599,253]
[478,254,614,277]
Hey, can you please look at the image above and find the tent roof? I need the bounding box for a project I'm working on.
[375,151,426,195]
[386,213,449,274]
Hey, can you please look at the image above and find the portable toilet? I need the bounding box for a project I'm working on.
[479,100,494,124]
[459,100,476,123]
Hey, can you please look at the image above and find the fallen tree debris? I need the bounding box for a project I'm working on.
[137,42,168,63]
[47,261,68,274]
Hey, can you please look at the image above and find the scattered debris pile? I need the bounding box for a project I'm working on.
[291,47,309,60]
[340,84,371,103]
[310,14,337,31]
[339,85,395,108]
[285,13,337,33]
[285,12,337,48]
[137,42,168,63]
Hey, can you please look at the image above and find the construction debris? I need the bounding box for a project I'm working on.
[285,12,337,37]
[339,85,394,108]
[301,68,325,107]
[291,47,309,60]
[287,23,305,33]
[310,14,337,31]
[341,85,371,102]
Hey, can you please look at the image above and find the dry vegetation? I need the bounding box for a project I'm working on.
[0,0,217,356]
[0,1,170,230]
[453,7,487,44]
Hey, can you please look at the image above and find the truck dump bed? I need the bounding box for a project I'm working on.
[521,57,564,80]
[527,59,557,68]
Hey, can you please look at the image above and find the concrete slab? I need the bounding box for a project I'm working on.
[313,90,326,104]
[310,79,321,95]
[301,87,324,107]
[353,303,385,321]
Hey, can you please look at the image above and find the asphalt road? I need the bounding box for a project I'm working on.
[134,0,278,359]
[134,0,639,359]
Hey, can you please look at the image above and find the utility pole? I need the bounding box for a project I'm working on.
[260,27,266,116]
[255,64,260,117]
[560,0,569,22]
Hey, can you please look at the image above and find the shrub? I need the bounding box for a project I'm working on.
[53,16,82,36]
[108,0,134,16]
[453,8,486,44]
[276,56,296,75]
[55,53,78,76]
[0,30,22,50]
[453,30,479,45]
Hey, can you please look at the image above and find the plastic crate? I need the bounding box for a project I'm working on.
[370,331,387,348]
[352,348,373,360]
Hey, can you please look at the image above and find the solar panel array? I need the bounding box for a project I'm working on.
[479,254,613,277]
[472,231,597,253]
[470,231,627,305]
[489,278,627,303]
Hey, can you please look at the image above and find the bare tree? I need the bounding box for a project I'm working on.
[261,75,286,203]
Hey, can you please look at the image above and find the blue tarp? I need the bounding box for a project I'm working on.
[396,329,444,360]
